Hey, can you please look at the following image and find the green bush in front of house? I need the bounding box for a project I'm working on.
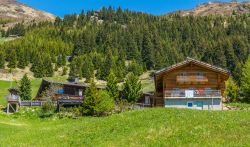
[82,79,115,116]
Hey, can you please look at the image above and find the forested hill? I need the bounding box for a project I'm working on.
[0,7,250,84]
[168,2,250,16]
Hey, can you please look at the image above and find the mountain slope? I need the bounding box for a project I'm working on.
[0,0,55,29]
[168,2,250,16]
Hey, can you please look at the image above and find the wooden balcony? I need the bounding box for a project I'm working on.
[7,94,21,103]
[176,75,208,84]
[165,90,221,98]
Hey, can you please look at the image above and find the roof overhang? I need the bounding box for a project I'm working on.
[155,57,230,78]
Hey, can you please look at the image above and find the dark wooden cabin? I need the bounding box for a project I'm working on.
[36,79,105,102]
[153,57,230,110]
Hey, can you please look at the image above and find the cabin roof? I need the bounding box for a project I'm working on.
[41,79,106,89]
[154,57,230,76]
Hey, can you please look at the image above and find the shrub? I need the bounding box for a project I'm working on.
[94,91,115,116]
[225,77,239,102]
[116,99,130,113]
[82,80,115,116]
[122,73,142,103]
[40,102,55,118]
[58,106,83,118]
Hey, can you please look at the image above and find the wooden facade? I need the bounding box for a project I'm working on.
[36,79,106,101]
[153,57,230,108]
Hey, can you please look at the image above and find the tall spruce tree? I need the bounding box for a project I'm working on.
[106,71,119,100]
[44,55,54,77]
[241,55,250,101]
[82,56,94,83]
[7,50,17,69]
[17,49,26,69]
[122,73,142,103]
[141,31,154,69]
[31,54,44,78]
[19,74,32,100]
[225,77,239,102]
[0,50,5,69]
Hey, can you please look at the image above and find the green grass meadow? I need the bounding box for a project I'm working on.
[0,108,249,146]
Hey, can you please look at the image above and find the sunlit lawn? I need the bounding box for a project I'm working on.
[0,108,249,146]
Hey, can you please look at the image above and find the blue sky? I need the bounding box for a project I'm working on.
[17,0,237,17]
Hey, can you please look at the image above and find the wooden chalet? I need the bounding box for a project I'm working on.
[36,79,106,108]
[36,79,154,109]
[153,57,230,110]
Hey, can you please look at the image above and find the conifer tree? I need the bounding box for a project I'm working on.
[141,31,154,69]
[19,74,32,100]
[31,54,44,78]
[241,55,250,101]
[17,49,26,69]
[62,66,68,76]
[7,50,17,69]
[44,55,54,77]
[82,56,94,83]
[0,50,5,69]
[122,73,142,103]
[225,77,239,102]
[57,55,63,67]
[106,71,119,100]
[83,78,114,116]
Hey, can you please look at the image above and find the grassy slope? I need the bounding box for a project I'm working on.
[0,108,249,146]
[0,38,16,44]
[0,79,42,105]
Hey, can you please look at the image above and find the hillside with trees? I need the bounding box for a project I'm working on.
[0,7,250,101]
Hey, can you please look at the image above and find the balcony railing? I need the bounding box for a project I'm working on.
[7,94,21,103]
[165,90,221,98]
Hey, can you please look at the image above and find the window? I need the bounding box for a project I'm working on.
[57,88,64,94]
[145,96,150,105]
[195,73,205,81]
[179,73,188,82]
[187,101,193,107]
[79,90,83,96]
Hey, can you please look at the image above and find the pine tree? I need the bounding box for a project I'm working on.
[141,30,154,69]
[44,55,54,77]
[62,66,68,76]
[225,77,239,102]
[19,74,32,100]
[7,50,17,69]
[82,56,94,83]
[241,55,250,101]
[0,50,5,69]
[106,71,119,100]
[17,49,26,69]
[31,54,44,78]
[62,54,67,66]
[122,73,142,103]
[83,78,114,116]
[57,55,63,67]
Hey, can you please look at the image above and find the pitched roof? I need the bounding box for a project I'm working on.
[155,57,230,76]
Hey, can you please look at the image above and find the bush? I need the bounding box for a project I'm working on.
[94,91,115,116]
[40,102,55,118]
[83,80,115,116]
[116,99,130,113]
[225,77,239,102]
[58,106,83,118]
[226,102,250,109]
[12,107,41,119]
